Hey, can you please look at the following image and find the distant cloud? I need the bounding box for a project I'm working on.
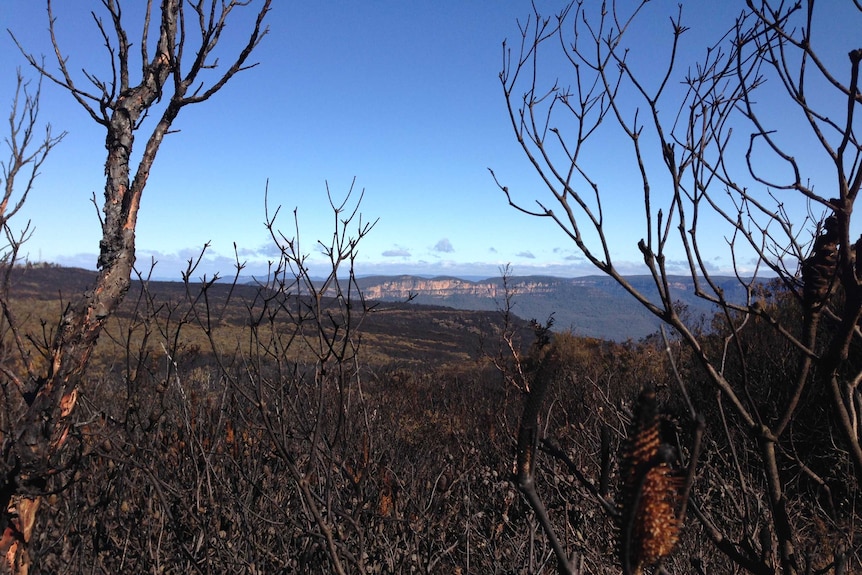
[236,246,262,257]
[49,248,247,281]
[551,247,585,262]
[488,247,498,253]
[382,247,411,258]
[45,250,699,282]
[666,259,698,272]
[434,238,454,253]
[349,259,653,279]
[43,240,753,286]
[247,241,288,258]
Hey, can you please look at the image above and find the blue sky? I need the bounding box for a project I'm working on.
[0,2,857,280]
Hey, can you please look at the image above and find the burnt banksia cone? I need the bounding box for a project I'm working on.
[617,388,682,574]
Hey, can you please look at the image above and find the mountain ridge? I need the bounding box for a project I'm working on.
[353,274,751,341]
[7,265,752,341]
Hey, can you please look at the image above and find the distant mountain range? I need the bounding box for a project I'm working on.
[353,274,752,341]
[10,265,754,342]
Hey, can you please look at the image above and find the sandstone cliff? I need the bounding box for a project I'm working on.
[355,275,746,341]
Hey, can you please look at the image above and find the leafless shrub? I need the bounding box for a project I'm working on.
[494,1,861,573]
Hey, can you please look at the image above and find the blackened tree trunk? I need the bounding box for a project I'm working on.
[1,2,271,572]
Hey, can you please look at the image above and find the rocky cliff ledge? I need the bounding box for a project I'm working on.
[360,276,561,300]
[355,274,746,341]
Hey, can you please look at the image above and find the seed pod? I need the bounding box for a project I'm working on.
[618,388,681,574]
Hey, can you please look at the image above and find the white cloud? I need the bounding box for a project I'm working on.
[434,238,454,253]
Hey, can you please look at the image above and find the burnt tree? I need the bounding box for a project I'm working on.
[1,2,271,572]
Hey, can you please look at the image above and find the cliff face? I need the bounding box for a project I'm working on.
[360,277,561,300]
[356,275,748,342]
[360,275,707,300]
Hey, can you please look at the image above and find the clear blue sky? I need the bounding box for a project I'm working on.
[1,2,857,280]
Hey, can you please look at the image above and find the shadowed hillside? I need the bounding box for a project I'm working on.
[354,274,750,340]
[4,265,533,369]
